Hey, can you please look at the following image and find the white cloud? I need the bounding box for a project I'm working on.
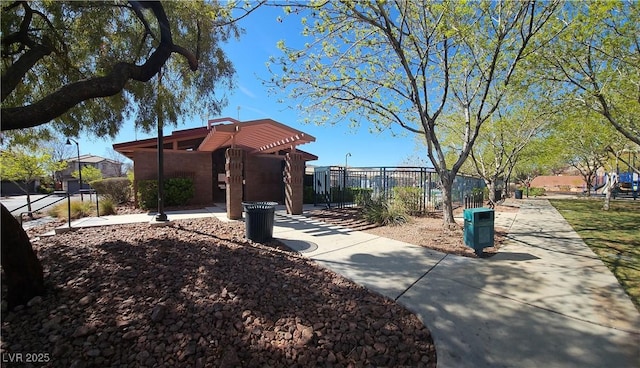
[238,84,256,99]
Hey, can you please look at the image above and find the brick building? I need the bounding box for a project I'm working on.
[113,118,316,218]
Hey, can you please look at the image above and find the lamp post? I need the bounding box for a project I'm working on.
[66,138,83,201]
[155,68,168,222]
[345,152,351,168]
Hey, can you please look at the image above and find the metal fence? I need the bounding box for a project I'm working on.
[313,166,486,213]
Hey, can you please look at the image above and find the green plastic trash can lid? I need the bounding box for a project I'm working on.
[463,207,495,221]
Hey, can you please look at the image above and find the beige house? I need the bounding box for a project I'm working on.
[58,154,123,193]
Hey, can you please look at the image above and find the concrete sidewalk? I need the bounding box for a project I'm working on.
[40,199,640,367]
[273,199,640,368]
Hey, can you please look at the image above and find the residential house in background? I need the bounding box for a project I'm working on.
[58,154,123,193]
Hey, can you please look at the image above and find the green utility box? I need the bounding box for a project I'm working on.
[463,208,495,255]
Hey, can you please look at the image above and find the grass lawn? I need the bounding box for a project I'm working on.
[549,198,640,311]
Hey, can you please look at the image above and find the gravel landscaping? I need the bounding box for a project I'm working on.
[1,217,436,367]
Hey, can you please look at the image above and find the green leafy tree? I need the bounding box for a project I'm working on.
[0,0,261,309]
[72,165,104,187]
[270,0,559,227]
[442,88,554,202]
[0,148,67,213]
[553,108,622,197]
[0,0,257,135]
[533,1,640,146]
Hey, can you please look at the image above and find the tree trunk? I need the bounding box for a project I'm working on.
[1,203,45,309]
[602,173,615,211]
[583,172,594,197]
[439,172,457,228]
[26,182,33,215]
[603,187,611,211]
[486,179,497,203]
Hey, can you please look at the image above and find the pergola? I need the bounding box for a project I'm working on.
[113,117,316,159]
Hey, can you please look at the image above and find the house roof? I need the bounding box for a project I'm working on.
[66,154,120,165]
[113,117,317,160]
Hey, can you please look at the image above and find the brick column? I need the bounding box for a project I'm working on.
[285,152,304,215]
[225,148,243,220]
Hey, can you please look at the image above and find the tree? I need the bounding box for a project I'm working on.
[270,0,559,227]
[443,89,554,202]
[106,148,133,177]
[1,0,260,308]
[34,136,74,188]
[1,1,251,134]
[0,148,67,213]
[553,109,621,196]
[72,165,103,186]
[534,1,640,146]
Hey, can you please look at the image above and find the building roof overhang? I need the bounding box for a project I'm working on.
[113,118,317,160]
[198,118,315,154]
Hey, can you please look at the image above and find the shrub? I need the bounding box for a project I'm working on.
[393,187,423,215]
[70,200,93,219]
[528,187,546,197]
[137,180,157,209]
[48,200,93,219]
[38,185,54,194]
[471,187,488,200]
[330,187,354,203]
[351,188,373,206]
[99,198,116,215]
[90,177,131,204]
[137,177,194,209]
[303,186,315,204]
[361,196,410,226]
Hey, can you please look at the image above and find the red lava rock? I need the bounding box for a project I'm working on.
[4,217,436,367]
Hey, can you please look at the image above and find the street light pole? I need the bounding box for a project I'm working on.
[155,68,168,222]
[66,138,83,201]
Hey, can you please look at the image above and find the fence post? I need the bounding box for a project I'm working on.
[95,191,100,217]
[67,193,71,228]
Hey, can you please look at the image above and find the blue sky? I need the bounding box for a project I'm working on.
[76,5,425,168]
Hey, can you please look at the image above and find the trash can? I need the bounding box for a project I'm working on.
[514,189,523,199]
[243,202,278,243]
[463,208,495,256]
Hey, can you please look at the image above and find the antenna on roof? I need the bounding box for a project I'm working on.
[237,106,240,121]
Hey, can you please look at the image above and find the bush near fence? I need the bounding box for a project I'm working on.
[392,187,423,215]
[352,188,373,206]
[304,186,315,204]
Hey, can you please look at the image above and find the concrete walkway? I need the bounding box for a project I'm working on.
[40,199,640,367]
[273,199,640,368]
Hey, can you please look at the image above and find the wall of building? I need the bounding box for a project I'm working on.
[530,175,586,193]
[131,148,306,206]
[133,149,213,205]
[244,154,285,203]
